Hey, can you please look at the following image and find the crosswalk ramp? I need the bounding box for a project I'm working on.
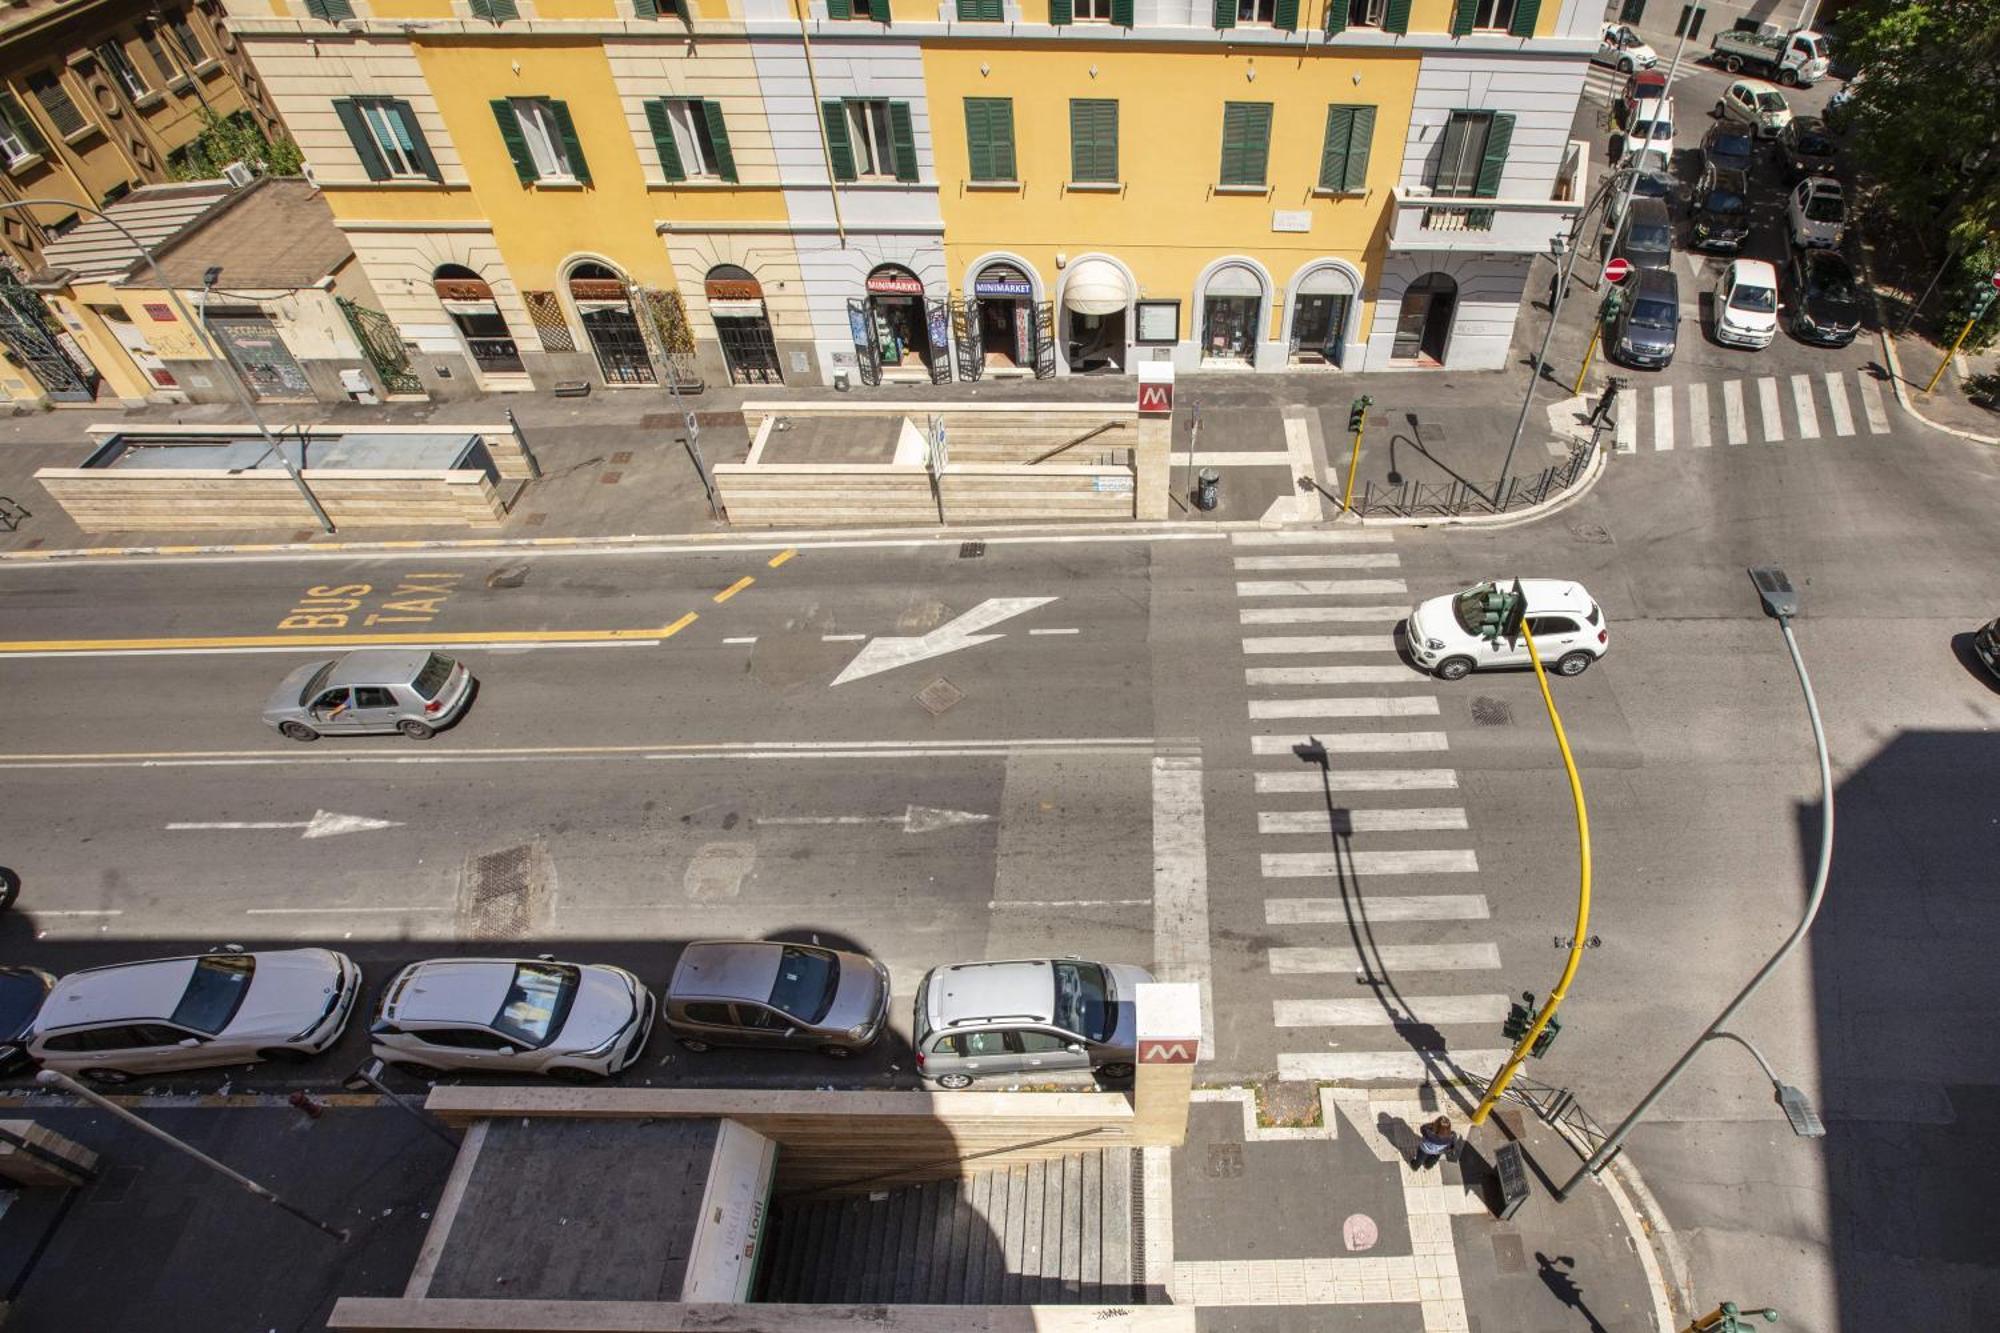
[1600,368,1891,456]
[1229,529,1511,1088]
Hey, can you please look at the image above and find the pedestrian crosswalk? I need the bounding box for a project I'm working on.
[1229,530,1512,1087]
[1589,367,1892,456]
[1580,59,1696,108]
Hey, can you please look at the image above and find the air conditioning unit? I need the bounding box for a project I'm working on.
[221,160,255,188]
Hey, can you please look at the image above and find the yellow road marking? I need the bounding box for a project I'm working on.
[661,612,699,637]
[713,576,754,604]
[0,624,694,653]
[767,548,797,568]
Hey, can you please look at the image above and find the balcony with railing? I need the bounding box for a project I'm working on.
[1390,139,1589,254]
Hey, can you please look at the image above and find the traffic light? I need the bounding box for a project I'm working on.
[1531,1011,1562,1058]
[1470,581,1528,642]
[1503,992,1536,1042]
[1348,394,1372,435]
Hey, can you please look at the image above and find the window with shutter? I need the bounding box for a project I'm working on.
[140,31,177,84]
[547,100,590,184]
[1213,0,1234,29]
[956,0,1003,18]
[1274,0,1298,30]
[491,99,536,183]
[1468,0,1517,28]
[826,0,853,15]
[1430,110,1493,196]
[1316,104,1375,193]
[1069,99,1117,183]
[1049,0,1072,23]
[964,98,1014,182]
[29,73,86,139]
[1218,102,1272,187]
[1110,0,1133,23]
[1507,0,1540,36]
[1383,0,1410,34]
[1473,111,1513,197]
[1450,0,1477,36]
[337,98,440,182]
[644,100,686,181]
[888,101,919,182]
[822,100,857,181]
[166,11,205,64]
[469,0,520,21]
[496,98,585,185]
[304,0,356,20]
[701,101,737,182]
[0,92,46,164]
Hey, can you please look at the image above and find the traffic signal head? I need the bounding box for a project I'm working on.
[1469,582,1528,642]
[1348,395,1373,434]
[1530,1011,1562,1058]
[1502,992,1536,1042]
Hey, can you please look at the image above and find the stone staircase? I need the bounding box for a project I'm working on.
[755,1147,1139,1305]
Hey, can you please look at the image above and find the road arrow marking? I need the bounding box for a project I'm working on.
[831,597,1057,685]
[757,804,992,835]
[166,810,403,839]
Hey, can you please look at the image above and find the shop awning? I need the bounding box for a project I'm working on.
[1204,263,1263,297]
[1062,259,1130,316]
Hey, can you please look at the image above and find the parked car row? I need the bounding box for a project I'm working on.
[6,941,1152,1091]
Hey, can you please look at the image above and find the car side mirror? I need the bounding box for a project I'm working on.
[784,1028,798,1038]
[178,1038,200,1048]
[1066,1043,1086,1054]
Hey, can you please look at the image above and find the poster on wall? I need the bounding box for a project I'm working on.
[1135,299,1180,345]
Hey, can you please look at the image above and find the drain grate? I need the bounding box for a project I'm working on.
[1471,697,1513,727]
[1568,521,1612,545]
[459,842,547,941]
[915,677,963,716]
[959,540,986,558]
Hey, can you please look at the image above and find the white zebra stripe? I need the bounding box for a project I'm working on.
[1262,849,1478,877]
[1723,379,1748,445]
[1230,530,1395,546]
[1688,382,1712,448]
[1824,371,1855,436]
[1653,385,1674,451]
[1857,371,1890,433]
[1757,376,1784,442]
[1791,373,1821,439]
[1251,732,1448,755]
[1274,995,1509,1027]
[1245,666,1422,686]
[1269,941,1498,972]
[1248,696,1438,720]
[1237,579,1409,597]
[1257,808,1468,834]
[1254,769,1458,793]
[1266,893,1490,924]
[1277,1050,1512,1081]
[1240,605,1409,624]
[1234,554,1403,571]
[1242,635,1396,655]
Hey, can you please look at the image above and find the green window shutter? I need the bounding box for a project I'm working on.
[957,0,1002,18]
[1111,0,1133,24]
[1449,0,1476,35]
[827,0,853,15]
[305,0,355,20]
[0,93,46,155]
[1508,0,1541,36]
[1050,0,1072,24]
[874,0,890,26]
[490,99,536,183]
[1324,0,1346,35]
[821,100,856,181]
[1213,0,1234,30]
[1220,102,1271,186]
[1383,0,1410,33]
[964,98,1013,181]
[888,101,919,182]
[547,99,590,184]
[1316,105,1352,192]
[1070,98,1116,182]
[701,101,737,182]
[1274,0,1298,30]
[1473,112,1513,198]
[393,100,441,182]
[1341,104,1374,191]
[469,0,519,20]
[333,99,389,181]
[635,0,659,15]
[645,99,685,181]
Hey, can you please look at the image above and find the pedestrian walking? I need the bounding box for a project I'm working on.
[1414,1116,1458,1170]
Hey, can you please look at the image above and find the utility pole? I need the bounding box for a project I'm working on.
[199,265,336,533]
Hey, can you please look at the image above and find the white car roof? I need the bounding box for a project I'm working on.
[386,958,521,1024]
[1631,96,1673,117]
[1512,579,1598,615]
[1728,258,1780,286]
[41,957,196,1028]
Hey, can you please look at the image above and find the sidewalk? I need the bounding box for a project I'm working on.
[0,364,1596,558]
[1870,312,2000,446]
[1159,1085,1677,1332]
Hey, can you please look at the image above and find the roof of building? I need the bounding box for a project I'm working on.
[36,177,353,291]
[38,182,235,285]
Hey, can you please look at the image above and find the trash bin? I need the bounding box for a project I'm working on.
[1195,467,1220,512]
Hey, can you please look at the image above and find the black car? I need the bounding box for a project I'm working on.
[1607,196,1675,272]
[1701,123,1757,175]
[1777,116,1838,179]
[1606,267,1680,370]
[1786,248,1863,347]
[0,966,54,1076]
[1688,165,1752,252]
[1975,615,2000,682]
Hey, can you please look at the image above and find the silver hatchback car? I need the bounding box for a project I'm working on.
[914,957,1151,1089]
[263,649,474,741]
[665,941,890,1059]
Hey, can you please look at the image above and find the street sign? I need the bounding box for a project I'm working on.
[1603,257,1632,284]
[925,412,948,476]
[1138,361,1175,417]
[1990,268,2000,291]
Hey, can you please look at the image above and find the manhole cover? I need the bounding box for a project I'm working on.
[915,677,963,716]
[1568,521,1612,544]
[1491,1231,1526,1273]
[458,842,547,940]
[1471,697,1513,727]
[685,842,755,901]
[485,563,529,590]
[1204,1143,1244,1179]
[959,541,986,558]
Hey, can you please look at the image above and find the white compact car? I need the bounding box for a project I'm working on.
[370,957,655,1082]
[1596,23,1658,72]
[1715,258,1781,349]
[1404,580,1608,680]
[1622,97,1676,164]
[1787,176,1846,249]
[1716,80,1792,139]
[29,948,361,1084]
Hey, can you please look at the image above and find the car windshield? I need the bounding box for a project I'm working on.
[1627,172,1671,200]
[298,661,334,706]
[1650,120,1673,141]
[767,946,840,1024]
[1730,283,1777,313]
[1587,603,1603,627]
[492,962,577,1048]
[1805,193,1844,222]
[412,653,455,700]
[1809,264,1857,301]
[1630,222,1672,252]
[170,954,256,1035]
[1802,36,1829,59]
[1702,189,1747,215]
[1796,129,1834,155]
[1052,961,1113,1042]
[1632,297,1677,328]
[1755,92,1786,112]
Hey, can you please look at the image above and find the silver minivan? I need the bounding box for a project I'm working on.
[263,649,474,741]
[913,957,1151,1088]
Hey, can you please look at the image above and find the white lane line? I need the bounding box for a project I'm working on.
[1757,375,1783,442]
[1614,400,1637,454]
[1255,769,1458,793]
[1230,531,1394,546]
[1278,1050,1512,1081]
[245,906,452,915]
[991,898,1151,909]
[1261,849,1478,878]
[1246,666,1422,686]
[1857,371,1890,433]
[1153,754,1215,1061]
[1236,579,1408,598]
[722,636,758,644]
[820,634,867,642]
[1791,374,1821,438]
[31,908,123,917]
[1269,942,1500,973]
[1027,627,1080,636]
[1248,697,1438,720]
[1252,732,1448,755]
[1824,371,1856,436]
[1240,605,1407,624]
[1652,385,1674,451]
[1687,382,1712,448]
[1274,995,1510,1027]
[0,640,665,660]
[1233,554,1403,571]
[1187,451,1294,467]
[1258,808,1468,834]
[1723,379,1748,444]
[1241,635,1396,655]
[1266,893,1490,923]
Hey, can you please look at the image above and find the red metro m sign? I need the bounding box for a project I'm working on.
[1137,362,1175,417]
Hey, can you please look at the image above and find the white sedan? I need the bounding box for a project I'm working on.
[371,957,655,1082]
[1404,580,1609,680]
[29,948,361,1084]
[1787,176,1846,249]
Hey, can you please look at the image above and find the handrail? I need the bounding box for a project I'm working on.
[774,1124,1115,1201]
[1029,421,1120,465]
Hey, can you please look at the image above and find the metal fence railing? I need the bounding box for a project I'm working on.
[1354,435,1600,520]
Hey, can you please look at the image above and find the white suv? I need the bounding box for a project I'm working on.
[1404,580,1608,680]
[1715,258,1781,349]
[371,957,655,1082]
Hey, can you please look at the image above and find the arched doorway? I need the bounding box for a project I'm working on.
[862,263,934,377]
[1391,272,1457,365]
[1060,257,1130,374]
[704,264,781,386]
[1200,263,1265,365]
[566,261,655,385]
[1287,265,1357,367]
[433,264,525,377]
[972,261,1033,372]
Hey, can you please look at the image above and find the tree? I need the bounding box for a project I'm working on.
[168,109,304,182]
[1835,0,2000,345]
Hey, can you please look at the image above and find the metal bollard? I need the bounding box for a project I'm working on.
[288,1090,325,1121]
[1195,467,1221,512]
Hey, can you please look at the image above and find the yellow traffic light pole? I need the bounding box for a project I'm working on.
[1470,619,1594,1126]
[1923,309,1986,395]
[1341,395,1371,514]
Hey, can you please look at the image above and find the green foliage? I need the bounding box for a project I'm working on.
[1938,225,2000,352]
[168,109,304,182]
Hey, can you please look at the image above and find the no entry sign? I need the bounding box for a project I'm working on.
[1603,257,1632,284]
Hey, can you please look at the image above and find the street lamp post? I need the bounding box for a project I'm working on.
[1494,232,1570,503]
[1557,565,1834,1197]
[199,264,335,533]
